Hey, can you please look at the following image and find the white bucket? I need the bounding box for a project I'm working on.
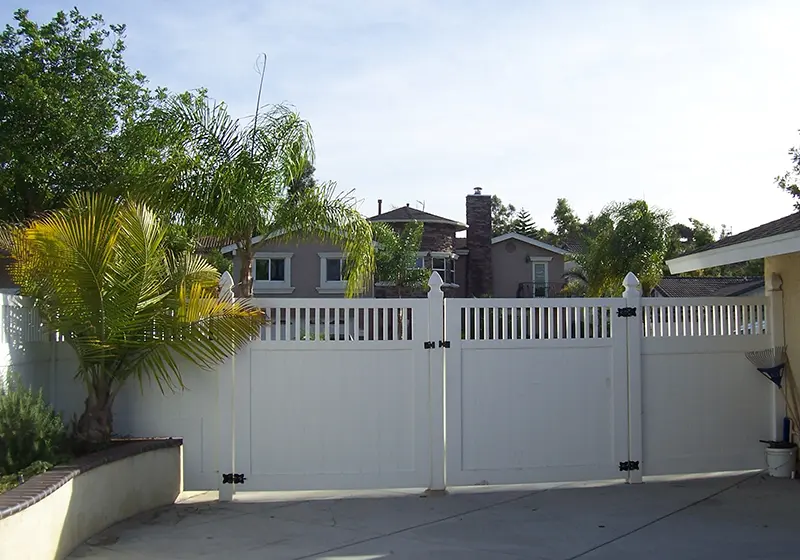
[766,446,797,478]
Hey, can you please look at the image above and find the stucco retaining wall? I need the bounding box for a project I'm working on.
[0,439,183,560]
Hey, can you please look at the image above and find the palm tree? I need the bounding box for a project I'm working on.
[1,193,264,445]
[373,221,429,297]
[154,95,374,298]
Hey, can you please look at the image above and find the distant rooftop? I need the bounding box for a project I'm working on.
[652,276,764,298]
[368,204,467,230]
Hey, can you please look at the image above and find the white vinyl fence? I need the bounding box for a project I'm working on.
[0,273,783,497]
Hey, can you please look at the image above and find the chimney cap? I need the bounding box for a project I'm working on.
[473,186,483,195]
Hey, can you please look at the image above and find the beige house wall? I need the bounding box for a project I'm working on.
[491,239,565,298]
[766,253,800,363]
[231,236,374,298]
[765,253,800,442]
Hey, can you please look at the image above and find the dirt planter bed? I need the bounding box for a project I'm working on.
[0,438,183,560]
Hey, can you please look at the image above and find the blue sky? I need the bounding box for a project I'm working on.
[7,0,800,234]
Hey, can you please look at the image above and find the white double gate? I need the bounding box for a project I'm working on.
[219,275,779,498]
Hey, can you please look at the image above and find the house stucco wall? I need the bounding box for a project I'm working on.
[491,240,566,298]
[231,236,373,298]
[765,254,800,435]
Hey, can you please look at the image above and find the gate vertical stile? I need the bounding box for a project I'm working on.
[622,273,643,483]
[217,272,237,501]
[426,272,446,492]
[443,282,464,487]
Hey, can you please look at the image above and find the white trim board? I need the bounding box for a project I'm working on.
[667,230,800,273]
[491,232,567,255]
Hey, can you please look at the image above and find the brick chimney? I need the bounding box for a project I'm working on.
[466,186,493,297]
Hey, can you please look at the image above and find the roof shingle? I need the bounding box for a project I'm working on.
[368,205,466,230]
[680,212,800,257]
[653,276,764,298]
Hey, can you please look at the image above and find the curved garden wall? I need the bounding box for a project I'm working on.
[0,438,182,560]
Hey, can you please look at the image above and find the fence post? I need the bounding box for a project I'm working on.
[622,272,643,484]
[427,272,446,493]
[767,273,785,441]
[218,272,236,502]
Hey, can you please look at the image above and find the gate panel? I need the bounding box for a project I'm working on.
[445,299,630,486]
[234,299,433,491]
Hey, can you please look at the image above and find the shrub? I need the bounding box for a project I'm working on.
[0,374,66,476]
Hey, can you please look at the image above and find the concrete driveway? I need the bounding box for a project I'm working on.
[70,472,799,560]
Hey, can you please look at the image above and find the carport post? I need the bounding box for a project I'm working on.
[767,273,785,441]
[623,272,643,484]
[218,272,236,502]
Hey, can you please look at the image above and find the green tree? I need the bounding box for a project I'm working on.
[776,131,800,209]
[668,218,716,261]
[152,96,374,298]
[491,195,517,236]
[373,221,429,297]
[0,8,164,222]
[511,208,537,237]
[1,193,263,445]
[568,200,672,296]
[552,198,582,243]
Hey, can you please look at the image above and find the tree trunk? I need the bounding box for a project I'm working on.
[236,239,254,298]
[75,382,115,448]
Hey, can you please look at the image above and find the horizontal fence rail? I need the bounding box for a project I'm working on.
[641,297,769,338]
[248,298,423,342]
[451,298,618,341]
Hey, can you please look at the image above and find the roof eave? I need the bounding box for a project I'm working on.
[491,232,568,255]
[667,230,800,274]
[369,217,468,231]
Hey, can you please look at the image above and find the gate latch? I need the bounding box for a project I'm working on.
[616,307,637,318]
[438,340,450,348]
[618,461,640,472]
[424,341,435,349]
[222,473,247,484]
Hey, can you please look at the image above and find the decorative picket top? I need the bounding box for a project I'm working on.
[454,299,617,341]
[641,297,769,338]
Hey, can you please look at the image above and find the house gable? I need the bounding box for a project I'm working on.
[491,232,568,255]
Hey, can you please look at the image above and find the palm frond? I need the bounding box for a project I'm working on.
[271,181,375,297]
[4,193,265,395]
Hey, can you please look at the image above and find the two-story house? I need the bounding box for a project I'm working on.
[222,187,570,299]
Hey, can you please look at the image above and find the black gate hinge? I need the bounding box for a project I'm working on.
[618,460,640,472]
[616,307,637,318]
[439,340,450,348]
[424,341,435,349]
[222,473,246,484]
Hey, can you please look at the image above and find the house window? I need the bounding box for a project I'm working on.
[252,253,293,294]
[432,257,456,284]
[325,257,345,282]
[255,257,286,282]
[413,253,457,284]
[318,253,348,293]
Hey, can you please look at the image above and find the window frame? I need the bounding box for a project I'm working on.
[416,252,458,286]
[252,252,294,294]
[318,252,348,294]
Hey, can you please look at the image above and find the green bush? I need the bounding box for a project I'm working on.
[0,374,66,476]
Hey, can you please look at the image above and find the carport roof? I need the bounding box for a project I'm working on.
[667,211,800,274]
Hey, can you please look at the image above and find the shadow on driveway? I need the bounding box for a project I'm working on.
[69,472,800,560]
